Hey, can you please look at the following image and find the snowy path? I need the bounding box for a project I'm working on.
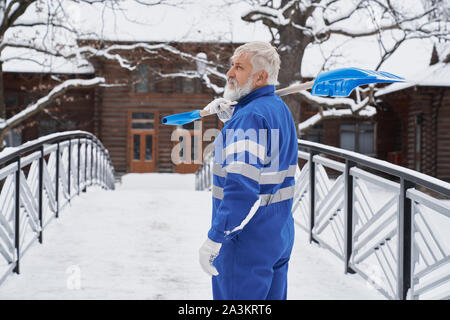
[0,173,384,299]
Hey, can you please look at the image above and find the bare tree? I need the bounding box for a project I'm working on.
[0,0,189,150]
[236,0,449,132]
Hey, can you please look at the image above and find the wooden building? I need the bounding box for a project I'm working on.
[3,42,238,175]
[299,45,450,183]
[87,41,239,174]
[4,41,449,182]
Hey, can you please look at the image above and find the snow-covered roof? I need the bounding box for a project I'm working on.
[375,43,450,96]
[375,62,450,96]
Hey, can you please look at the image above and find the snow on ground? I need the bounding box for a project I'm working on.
[0,173,384,300]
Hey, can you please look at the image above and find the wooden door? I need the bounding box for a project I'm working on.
[128,111,157,172]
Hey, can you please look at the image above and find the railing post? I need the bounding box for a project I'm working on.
[207,163,211,189]
[77,138,81,195]
[195,172,198,191]
[55,142,60,218]
[68,140,71,202]
[38,145,44,243]
[94,145,98,184]
[90,138,93,186]
[202,165,206,190]
[397,178,414,300]
[13,157,21,274]
[103,153,106,188]
[309,149,317,244]
[344,160,356,274]
[83,138,87,192]
[100,152,104,188]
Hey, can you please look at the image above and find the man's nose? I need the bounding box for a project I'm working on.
[226,68,235,79]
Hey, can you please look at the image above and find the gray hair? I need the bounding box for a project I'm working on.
[232,41,281,85]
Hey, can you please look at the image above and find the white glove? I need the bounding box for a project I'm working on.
[203,98,235,123]
[199,237,222,276]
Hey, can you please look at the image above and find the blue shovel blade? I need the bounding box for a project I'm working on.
[161,110,201,125]
[312,67,405,97]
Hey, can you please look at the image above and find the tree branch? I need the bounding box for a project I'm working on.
[0,77,105,131]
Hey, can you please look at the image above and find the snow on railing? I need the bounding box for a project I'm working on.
[0,130,115,286]
[195,139,450,300]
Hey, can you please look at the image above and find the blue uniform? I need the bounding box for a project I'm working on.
[208,85,298,300]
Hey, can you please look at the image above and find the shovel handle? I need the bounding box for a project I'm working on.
[275,80,315,97]
[199,81,314,118]
[199,101,238,117]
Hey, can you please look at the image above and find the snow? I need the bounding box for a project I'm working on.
[375,61,450,97]
[2,0,443,81]
[0,173,384,299]
[74,0,271,44]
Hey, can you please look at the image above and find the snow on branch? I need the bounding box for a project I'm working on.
[152,53,227,95]
[0,77,105,131]
[295,87,376,132]
[316,2,447,40]
[241,0,298,29]
[297,88,372,112]
[1,40,224,73]
[298,104,376,132]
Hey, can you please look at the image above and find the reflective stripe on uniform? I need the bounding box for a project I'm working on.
[259,185,296,206]
[213,163,297,185]
[260,164,297,184]
[212,185,224,199]
[212,184,295,205]
[224,161,261,182]
[222,139,266,163]
[213,163,226,177]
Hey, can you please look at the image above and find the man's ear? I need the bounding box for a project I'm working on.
[256,70,269,86]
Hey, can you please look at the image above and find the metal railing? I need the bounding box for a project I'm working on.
[195,151,213,191]
[0,130,115,286]
[195,139,450,300]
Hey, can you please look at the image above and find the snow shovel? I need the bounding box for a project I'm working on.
[161,67,404,126]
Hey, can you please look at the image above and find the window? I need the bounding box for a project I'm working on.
[132,65,155,93]
[136,64,149,93]
[133,134,140,160]
[340,124,356,151]
[175,78,203,94]
[6,95,18,107]
[145,135,153,161]
[339,123,374,155]
[304,124,323,143]
[39,120,58,137]
[4,126,21,147]
[131,112,154,130]
[38,119,78,137]
[183,78,195,94]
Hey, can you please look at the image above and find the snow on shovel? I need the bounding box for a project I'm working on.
[161,67,404,126]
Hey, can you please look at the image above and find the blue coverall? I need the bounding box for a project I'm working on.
[208,85,298,300]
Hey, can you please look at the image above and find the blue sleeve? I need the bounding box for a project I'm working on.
[208,112,270,243]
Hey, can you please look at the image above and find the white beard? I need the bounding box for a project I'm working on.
[223,76,254,101]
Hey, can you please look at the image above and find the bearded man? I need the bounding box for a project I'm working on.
[199,42,298,300]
